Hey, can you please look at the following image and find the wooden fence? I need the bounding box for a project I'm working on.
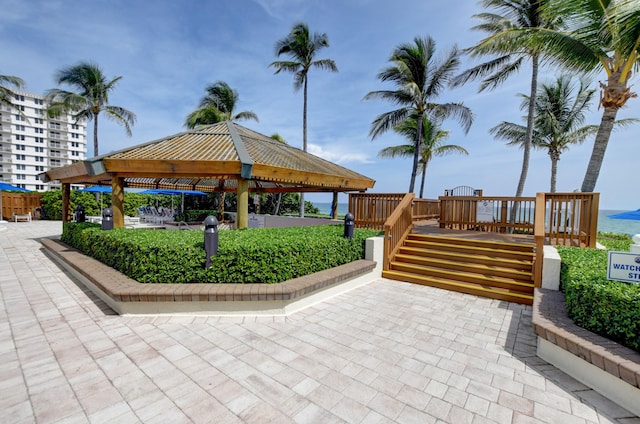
[1,192,43,220]
[348,193,407,229]
[413,198,440,220]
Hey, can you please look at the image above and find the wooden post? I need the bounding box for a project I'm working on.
[112,177,125,229]
[331,192,338,219]
[62,183,71,223]
[500,200,508,233]
[588,193,599,248]
[237,178,249,229]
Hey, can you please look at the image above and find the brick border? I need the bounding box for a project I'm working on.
[41,238,376,305]
[532,288,640,389]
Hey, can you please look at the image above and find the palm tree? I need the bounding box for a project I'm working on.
[364,36,473,193]
[184,81,258,128]
[46,62,136,157]
[379,114,468,198]
[270,22,338,217]
[540,0,640,192]
[491,75,600,192]
[0,74,25,113]
[453,0,560,198]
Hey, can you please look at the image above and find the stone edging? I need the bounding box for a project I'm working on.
[532,288,640,415]
[41,238,376,315]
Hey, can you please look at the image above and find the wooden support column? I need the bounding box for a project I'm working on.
[237,178,249,229]
[331,192,338,219]
[111,177,125,229]
[62,183,71,223]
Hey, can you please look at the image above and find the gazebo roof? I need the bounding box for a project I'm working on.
[43,121,375,193]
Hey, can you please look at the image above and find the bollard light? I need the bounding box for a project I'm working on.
[204,215,219,268]
[101,207,113,230]
[344,212,354,239]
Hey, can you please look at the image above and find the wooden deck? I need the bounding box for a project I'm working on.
[412,220,534,245]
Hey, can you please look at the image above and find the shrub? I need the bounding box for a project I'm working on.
[61,224,381,284]
[558,239,640,352]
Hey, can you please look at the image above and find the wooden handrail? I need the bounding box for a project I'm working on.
[349,193,406,230]
[533,192,546,288]
[383,193,415,271]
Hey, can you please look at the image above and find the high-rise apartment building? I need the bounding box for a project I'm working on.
[0,90,87,191]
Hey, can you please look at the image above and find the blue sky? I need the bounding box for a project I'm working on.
[1,0,637,209]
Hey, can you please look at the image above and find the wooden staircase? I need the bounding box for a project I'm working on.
[383,234,535,305]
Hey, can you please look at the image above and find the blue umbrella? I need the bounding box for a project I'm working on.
[77,186,112,210]
[0,182,31,192]
[77,186,112,193]
[140,189,206,212]
[608,209,640,221]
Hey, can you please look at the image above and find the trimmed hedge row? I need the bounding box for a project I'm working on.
[557,237,640,352]
[61,223,381,284]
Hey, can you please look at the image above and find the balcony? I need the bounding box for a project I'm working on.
[48,123,69,131]
[48,142,69,150]
[49,133,68,141]
[0,156,13,164]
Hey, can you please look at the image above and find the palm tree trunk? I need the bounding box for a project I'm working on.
[275,193,282,215]
[581,105,618,192]
[93,115,99,157]
[300,77,309,217]
[419,163,428,198]
[409,112,424,193]
[550,155,558,193]
[514,54,539,198]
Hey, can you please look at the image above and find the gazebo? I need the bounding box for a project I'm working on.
[42,121,376,228]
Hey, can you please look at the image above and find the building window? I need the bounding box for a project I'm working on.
[71,133,79,139]
[34,146,44,153]
[35,137,44,143]
[34,98,44,105]
[35,165,45,172]
[15,124,25,131]
[71,151,80,157]
[14,94,25,101]
[35,156,44,162]
[16,164,26,170]
[15,154,25,160]
[15,134,24,141]
[16,144,25,151]
[14,114,26,121]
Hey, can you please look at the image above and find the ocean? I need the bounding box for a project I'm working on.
[313,203,640,235]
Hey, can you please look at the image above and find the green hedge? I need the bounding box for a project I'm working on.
[61,223,381,284]
[558,237,640,352]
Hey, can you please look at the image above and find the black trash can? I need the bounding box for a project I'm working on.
[75,204,86,223]
[102,207,113,230]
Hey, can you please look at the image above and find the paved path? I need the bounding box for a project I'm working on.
[1,221,638,423]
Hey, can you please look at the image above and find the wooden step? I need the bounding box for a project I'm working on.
[382,270,534,305]
[393,253,533,282]
[407,233,535,252]
[403,239,534,262]
[388,261,534,293]
[397,246,533,271]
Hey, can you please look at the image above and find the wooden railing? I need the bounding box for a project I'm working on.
[1,192,42,220]
[413,198,440,220]
[349,193,406,230]
[543,192,599,248]
[383,193,415,270]
[439,196,536,234]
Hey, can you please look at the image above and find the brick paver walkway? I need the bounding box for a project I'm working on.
[1,221,638,423]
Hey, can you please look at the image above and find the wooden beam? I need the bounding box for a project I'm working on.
[112,177,125,229]
[237,178,249,229]
[103,159,242,176]
[62,183,71,223]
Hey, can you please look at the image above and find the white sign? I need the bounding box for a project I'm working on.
[476,200,494,223]
[607,251,640,284]
[248,213,265,229]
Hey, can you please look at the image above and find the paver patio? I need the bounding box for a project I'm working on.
[1,221,638,423]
